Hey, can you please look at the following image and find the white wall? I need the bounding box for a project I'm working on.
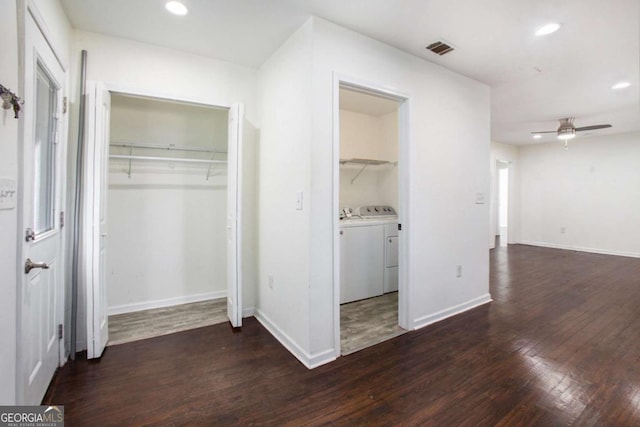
[339,110,398,209]
[519,133,640,257]
[0,0,20,405]
[256,20,314,361]
[71,31,258,121]
[340,110,398,161]
[489,141,519,248]
[106,97,229,313]
[0,0,71,405]
[258,17,490,367]
[107,172,228,312]
[310,18,491,359]
[109,95,229,149]
[70,30,259,347]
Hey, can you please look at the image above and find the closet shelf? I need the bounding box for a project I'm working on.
[340,158,397,184]
[110,142,227,154]
[340,158,391,165]
[109,142,227,180]
[109,154,226,165]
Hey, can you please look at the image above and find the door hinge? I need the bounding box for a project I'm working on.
[58,324,63,340]
[60,211,65,228]
[398,223,402,231]
[63,97,68,114]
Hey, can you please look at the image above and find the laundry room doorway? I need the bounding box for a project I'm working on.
[333,79,410,356]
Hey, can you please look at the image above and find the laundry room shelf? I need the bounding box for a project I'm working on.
[340,158,396,184]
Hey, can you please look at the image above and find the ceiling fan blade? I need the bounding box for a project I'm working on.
[531,130,557,134]
[575,124,612,132]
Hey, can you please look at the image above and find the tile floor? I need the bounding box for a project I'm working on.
[340,292,405,355]
[108,299,228,346]
[108,293,404,354]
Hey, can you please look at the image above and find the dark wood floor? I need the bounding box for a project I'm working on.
[45,244,640,426]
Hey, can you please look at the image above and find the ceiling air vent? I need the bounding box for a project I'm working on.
[426,41,454,56]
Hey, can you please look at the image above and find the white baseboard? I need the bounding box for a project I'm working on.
[242,307,255,318]
[108,290,227,315]
[518,240,640,259]
[308,348,337,369]
[413,293,492,331]
[254,308,336,369]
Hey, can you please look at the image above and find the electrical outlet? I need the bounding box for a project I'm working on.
[268,275,274,289]
[560,227,566,234]
[456,265,462,278]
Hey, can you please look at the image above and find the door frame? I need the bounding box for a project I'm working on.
[16,1,69,404]
[81,83,245,355]
[491,158,513,248]
[331,72,412,356]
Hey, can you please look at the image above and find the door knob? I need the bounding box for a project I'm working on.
[25,258,50,274]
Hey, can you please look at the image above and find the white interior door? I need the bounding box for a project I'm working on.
[227,103,243,327]
[85,82,110,358]
[19,12,66,404]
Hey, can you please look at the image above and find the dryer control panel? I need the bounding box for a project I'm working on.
[354,205,397,218]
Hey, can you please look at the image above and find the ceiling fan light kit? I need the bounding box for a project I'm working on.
[557,117,576,140]
[531,117,612,148]
[557,128,576,140]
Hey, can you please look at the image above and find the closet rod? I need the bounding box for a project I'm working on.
[109,154,227,164]
[110,142,227,154]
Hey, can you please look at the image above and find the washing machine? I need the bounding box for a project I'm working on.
[339,206,398,304]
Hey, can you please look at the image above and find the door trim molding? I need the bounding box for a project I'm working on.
[25,0,68,71]
[79,83,243,356]
[331,72,412,356]
[103,83,231,111]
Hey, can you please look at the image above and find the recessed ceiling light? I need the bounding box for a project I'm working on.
[611,81,631,90]
[535,23,561,36]
[165,1,188,16]
[533,134,542,139]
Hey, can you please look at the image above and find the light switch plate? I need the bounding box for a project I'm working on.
[296,191,303,210]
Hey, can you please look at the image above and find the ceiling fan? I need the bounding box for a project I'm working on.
[532,117,612,147]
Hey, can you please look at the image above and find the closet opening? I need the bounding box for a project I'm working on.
[104,93,233,346]
[335,83,409,355]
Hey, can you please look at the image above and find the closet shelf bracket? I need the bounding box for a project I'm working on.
[127,146,133,178]
[351,163,368,184]
[340,158,394,184]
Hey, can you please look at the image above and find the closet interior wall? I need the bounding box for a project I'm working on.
[107,94,229,314]
[339,109,398,209]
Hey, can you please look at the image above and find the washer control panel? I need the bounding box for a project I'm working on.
[354,205,397,217]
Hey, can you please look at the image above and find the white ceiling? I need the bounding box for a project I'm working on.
[339,88,399,116]
[60,0,639,145]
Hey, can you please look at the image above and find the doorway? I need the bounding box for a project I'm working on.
[82,86,245,358]
[496,160,509,247]
[334,81,410,355]
[105,94,231,345]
